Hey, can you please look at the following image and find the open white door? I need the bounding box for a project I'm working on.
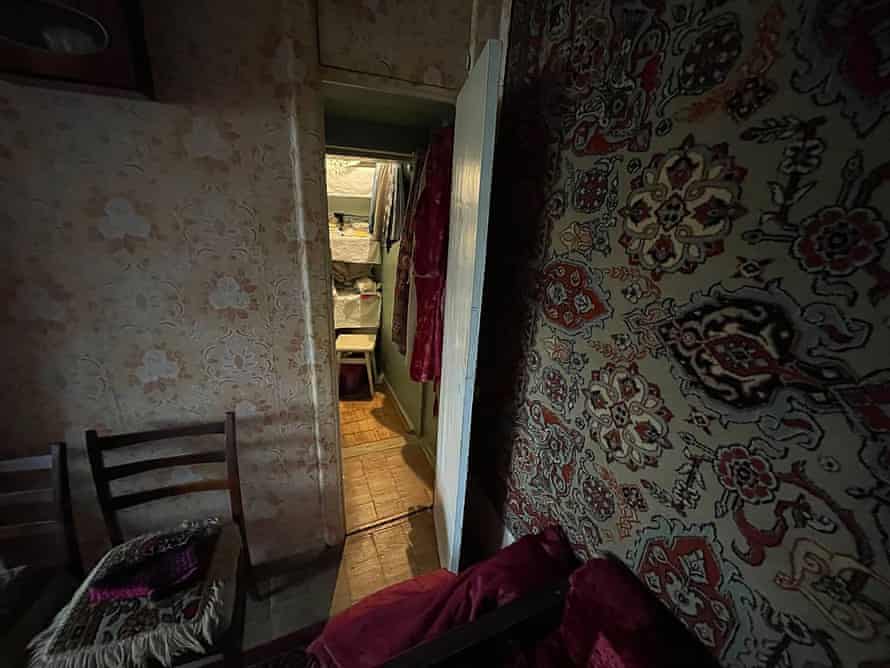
[434,39,501,573]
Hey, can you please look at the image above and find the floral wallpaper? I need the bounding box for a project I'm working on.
[317,0,474,89]
[471,0,510,65]
[0,0,341,567]
[476,0,890,666]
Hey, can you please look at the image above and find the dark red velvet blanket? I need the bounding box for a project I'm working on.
[521,557,720,668]
[308,527,577,667]
[307,527,717,668]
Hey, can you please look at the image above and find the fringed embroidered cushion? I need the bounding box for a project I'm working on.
[28,519,241,668]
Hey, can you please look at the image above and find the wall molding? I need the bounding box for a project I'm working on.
[419,437,436,468]
[382,374,416,434]
[319,66,457,104]
[379,374,435,467]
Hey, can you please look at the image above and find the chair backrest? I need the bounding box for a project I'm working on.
[0,443,82,575]
[86,412,246,548]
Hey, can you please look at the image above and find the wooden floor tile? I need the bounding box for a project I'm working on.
[346,501,377,529]
[339,387,410,449]
[249,512,439,643]
[333,509,440,613]
[342,442,434,532]
[340,384,434,532]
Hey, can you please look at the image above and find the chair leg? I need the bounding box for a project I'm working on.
[365,352,375,399]
[223,647,242,668]
[244,546,261,601]
[223,553,247,668]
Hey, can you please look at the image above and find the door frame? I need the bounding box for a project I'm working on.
[321,146,426,544]
[319,41,506,569]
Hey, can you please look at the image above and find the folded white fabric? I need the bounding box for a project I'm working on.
[354,277,378,294]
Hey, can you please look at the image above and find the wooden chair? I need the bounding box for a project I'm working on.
[0,444,83,667]
[85,412,248,667]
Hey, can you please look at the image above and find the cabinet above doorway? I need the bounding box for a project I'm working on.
[316,0,509,103]
[317,0,472,93]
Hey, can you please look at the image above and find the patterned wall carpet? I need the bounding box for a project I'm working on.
[474,1,890,666]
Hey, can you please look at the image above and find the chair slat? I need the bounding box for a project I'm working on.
[0,454,52,473]
[96,421,225,450]
[0,488,54,506]
[1,531,66,570]
[0,520,59,541]
[109,479,230,510]
[0,503,58,526]
[0,468,52,492]
[104,450,227,480]
[0,444,78,574]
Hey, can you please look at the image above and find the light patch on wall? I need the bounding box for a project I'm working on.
[134,349,180,385]
[184,117,233,161]
[208,275,251,311]
[99,197,150,240]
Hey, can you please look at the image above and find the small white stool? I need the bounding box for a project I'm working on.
[336,333,377,398]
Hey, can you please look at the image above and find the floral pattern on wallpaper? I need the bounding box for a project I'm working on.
[0,0,340,565]
[479,1,890,666]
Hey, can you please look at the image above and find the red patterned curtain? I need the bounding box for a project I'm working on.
[409,128,454,383]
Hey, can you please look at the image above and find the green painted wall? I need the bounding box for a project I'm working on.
[422,382,438,460]
[380,240,423,432]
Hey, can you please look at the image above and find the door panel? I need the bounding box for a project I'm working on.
[434,39,501,573]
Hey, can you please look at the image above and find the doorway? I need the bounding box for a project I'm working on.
[321,42,498,593]
[324,149,440,612]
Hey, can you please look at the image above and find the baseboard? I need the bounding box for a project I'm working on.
[382,375,416,433]
[419,437,436,468]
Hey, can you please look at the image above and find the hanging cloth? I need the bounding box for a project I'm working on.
[406,263,418,361]
[375,161,412,251]
[367,166,379,234]
[410,128,454,383]
[369,163,395,240]
[388,161,411,249]
[383,163,400,251]
[392,150,428,354]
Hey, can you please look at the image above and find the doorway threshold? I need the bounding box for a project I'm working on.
[341,435,411,459]
[346,505,433,537]
[342,436,435,533]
